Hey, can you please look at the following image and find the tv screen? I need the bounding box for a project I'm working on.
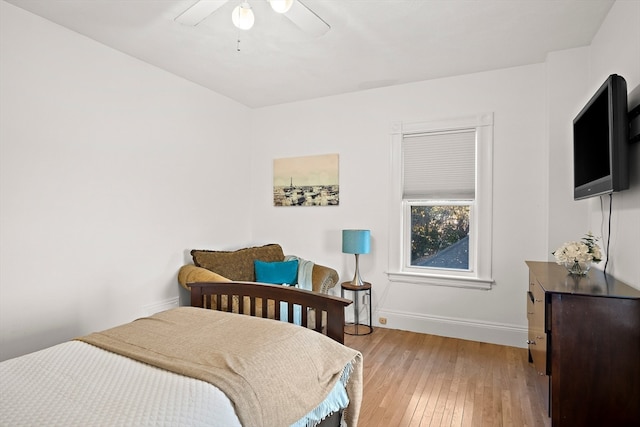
[573,74,629,200]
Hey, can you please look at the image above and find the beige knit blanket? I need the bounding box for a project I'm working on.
[78,307,362,427]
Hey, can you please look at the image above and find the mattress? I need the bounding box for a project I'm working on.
[0,340,347,426]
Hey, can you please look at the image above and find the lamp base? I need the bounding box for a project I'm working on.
[349,254,365,286]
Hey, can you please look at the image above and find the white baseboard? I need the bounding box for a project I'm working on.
[376,309,528,348]
[142,297,180,316]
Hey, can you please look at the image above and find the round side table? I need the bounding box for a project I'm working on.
[340,281,373,335]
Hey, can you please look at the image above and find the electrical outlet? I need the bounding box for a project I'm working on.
[379,317,387,325]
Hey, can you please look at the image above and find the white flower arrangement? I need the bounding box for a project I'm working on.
[552,232,602,265]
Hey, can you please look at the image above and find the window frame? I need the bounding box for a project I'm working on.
[388,113,494,290]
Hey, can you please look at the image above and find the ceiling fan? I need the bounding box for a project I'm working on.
[174,0,330,37]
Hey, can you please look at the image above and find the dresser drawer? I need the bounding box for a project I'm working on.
[527,276,548,375]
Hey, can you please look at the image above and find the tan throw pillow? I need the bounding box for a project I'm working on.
[191,244,285,281]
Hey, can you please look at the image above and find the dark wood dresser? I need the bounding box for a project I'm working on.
[526,261,640,427]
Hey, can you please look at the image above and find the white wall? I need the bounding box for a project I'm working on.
[0,2,252,361]
[586,0,640,286]
[546,47,590,255]
[545,1,639,286]
[250,65,549,347]
[248,0,640,346]
[2,0,637,360]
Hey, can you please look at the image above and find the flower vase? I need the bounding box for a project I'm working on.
[564,260,592,275]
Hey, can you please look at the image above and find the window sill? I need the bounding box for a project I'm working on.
[387,271,494,290]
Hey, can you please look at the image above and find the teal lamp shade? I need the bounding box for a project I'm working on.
[342,230,371,254]
[342,230,371,286]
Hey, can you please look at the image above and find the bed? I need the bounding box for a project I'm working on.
[0,282,362,427]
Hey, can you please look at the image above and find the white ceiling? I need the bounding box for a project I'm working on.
[5,0,615,108]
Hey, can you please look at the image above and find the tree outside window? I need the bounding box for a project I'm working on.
[410,205,470,269]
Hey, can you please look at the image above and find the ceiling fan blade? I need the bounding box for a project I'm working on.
[284,0,330,37]
[175,0,228,26]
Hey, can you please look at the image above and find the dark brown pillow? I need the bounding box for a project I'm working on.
[191,244,285,282]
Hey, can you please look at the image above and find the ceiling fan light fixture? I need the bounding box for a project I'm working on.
[269,0,294,14]
[232,2,255,30]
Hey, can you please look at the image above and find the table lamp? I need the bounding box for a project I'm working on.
[342,229,371,286]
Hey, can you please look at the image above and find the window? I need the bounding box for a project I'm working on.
[409,203,471,269]
[388,114,494,289]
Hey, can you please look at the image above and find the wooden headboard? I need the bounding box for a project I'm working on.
[190,281,352,344]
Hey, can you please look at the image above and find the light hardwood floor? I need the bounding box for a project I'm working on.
[344,328,550,427]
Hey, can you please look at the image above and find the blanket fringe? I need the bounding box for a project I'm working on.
[290,360,354,427]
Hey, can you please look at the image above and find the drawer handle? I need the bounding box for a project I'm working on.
[535,299,543,302]
[526,340,536,345]
[536,335,544,340]
[527,311,534,315]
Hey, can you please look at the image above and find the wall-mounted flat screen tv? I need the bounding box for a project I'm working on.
[573,74,629,200]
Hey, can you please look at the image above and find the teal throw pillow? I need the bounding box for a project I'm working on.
[254,259,299,285]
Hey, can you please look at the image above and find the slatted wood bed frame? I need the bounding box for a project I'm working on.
[190,282,355,427]
[190,281,352,344]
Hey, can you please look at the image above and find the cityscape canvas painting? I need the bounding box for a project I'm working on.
[273,154,339,207]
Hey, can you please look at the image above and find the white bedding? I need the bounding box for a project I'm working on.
[0,340,347,426]
[1,340,242,426]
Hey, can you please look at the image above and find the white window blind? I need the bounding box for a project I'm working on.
[402,130,476,200]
